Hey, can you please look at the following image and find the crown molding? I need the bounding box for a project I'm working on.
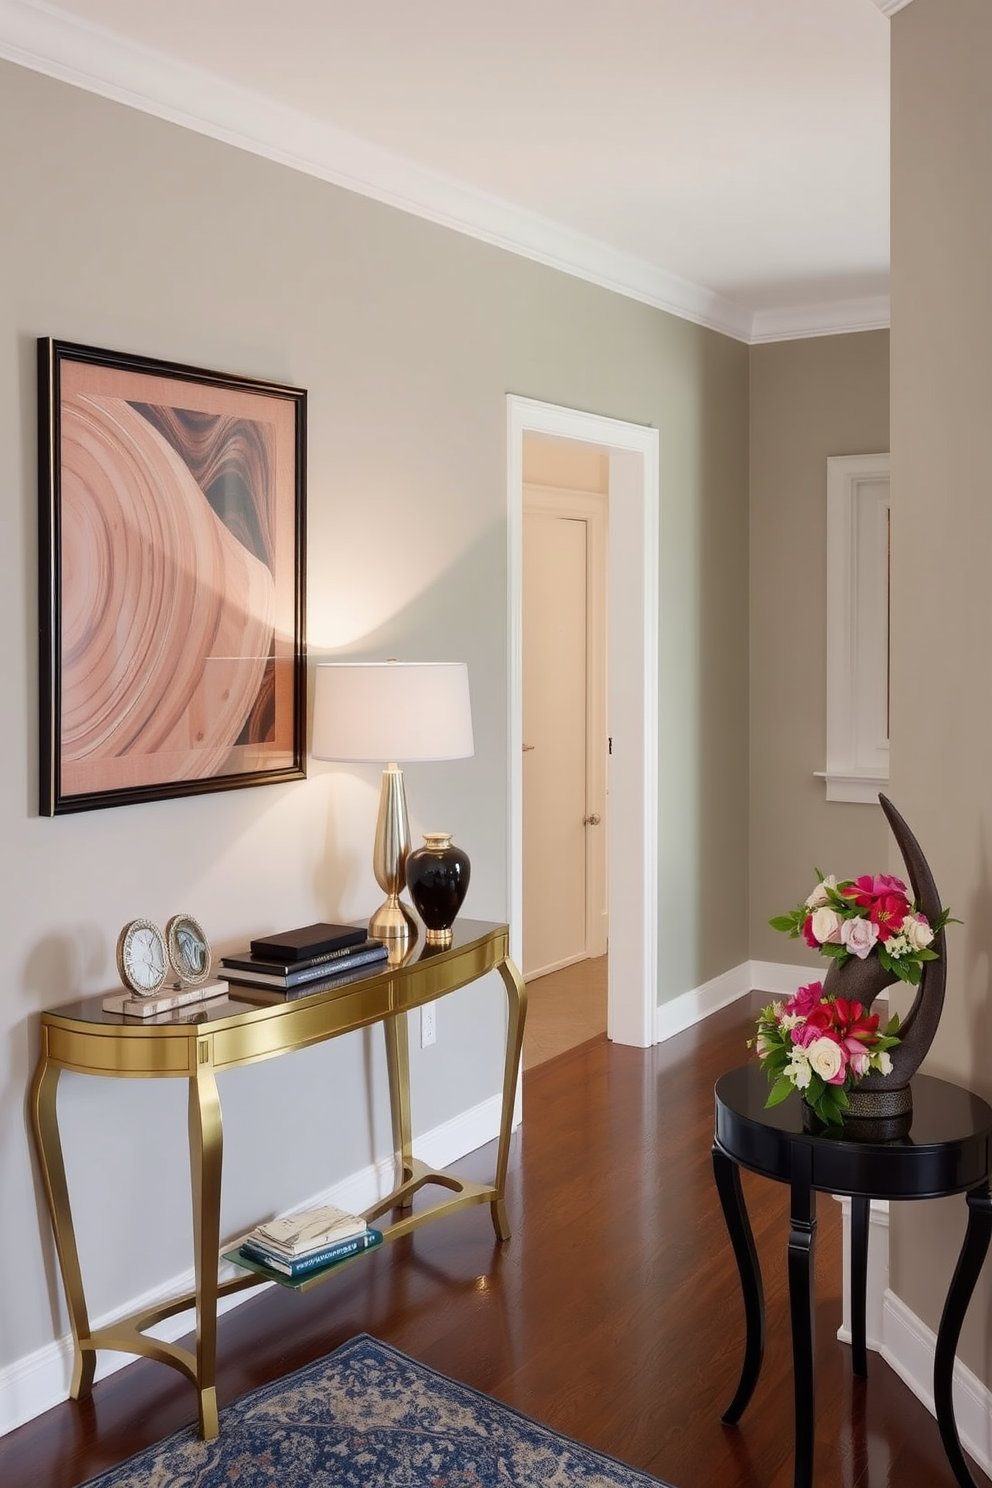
[871,0,915,15]
[750,294,890,343]
[0,0,884,346]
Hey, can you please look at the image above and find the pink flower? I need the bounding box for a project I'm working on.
[840,917,879,960]
[844,873,908,904]
[784,980,824,1018]
[844,1044,871,1077]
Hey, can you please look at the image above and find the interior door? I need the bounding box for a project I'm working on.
[522,492,607,980]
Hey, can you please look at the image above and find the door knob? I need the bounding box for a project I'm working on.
[583,813,601,826]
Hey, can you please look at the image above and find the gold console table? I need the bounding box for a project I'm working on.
[30,919,526,1440]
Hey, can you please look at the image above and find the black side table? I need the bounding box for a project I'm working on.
[713,1064,992,1488]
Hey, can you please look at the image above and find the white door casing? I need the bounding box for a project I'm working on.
[508,396,659,1049]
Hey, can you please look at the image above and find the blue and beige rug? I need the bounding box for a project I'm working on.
[83,1334,674,1487]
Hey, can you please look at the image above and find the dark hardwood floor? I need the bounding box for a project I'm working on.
[3,991,989,1488]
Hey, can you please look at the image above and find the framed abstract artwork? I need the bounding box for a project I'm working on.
[38,339,307,814]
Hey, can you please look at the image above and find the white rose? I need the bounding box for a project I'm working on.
[810,907,843,945]
[841,916,879,960]
[807,1036,844,1084]
[903,914,935,952]
[805,875,838,909]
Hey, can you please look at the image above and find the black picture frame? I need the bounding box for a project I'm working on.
[38,338,307,814]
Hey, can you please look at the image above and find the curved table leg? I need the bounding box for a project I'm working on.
[934,1181,992,1488]
[712,1143,765,1423]
[492,956,527,1242]
[850,1194,870,1379]
[30,1056,96,1400]
[383,1012,416,1209]
[189,1059,223,1441]
[788,1147,817,1488]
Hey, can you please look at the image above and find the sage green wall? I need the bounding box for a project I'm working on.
[749,333,890,968]
[889,0,992,1385]
[0,59,748,1385]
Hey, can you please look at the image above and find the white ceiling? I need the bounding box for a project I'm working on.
[0,0,900,342]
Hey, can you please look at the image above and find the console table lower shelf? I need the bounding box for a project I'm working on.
[30,920,525,1440]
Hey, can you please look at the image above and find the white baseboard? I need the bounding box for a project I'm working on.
[749,959,825,997]
[882,1289,992,1479]
[0,1093,504,1438]
[652,958,829,1044]
[654,961,752,1042]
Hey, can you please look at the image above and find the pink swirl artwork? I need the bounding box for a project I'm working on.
[46,347,304,807]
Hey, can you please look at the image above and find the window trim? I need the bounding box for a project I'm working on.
[817,453,890,805]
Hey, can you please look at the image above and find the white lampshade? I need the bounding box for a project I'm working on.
[311,661,474,763]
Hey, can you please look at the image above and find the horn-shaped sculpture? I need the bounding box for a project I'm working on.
[820,793,946,1129]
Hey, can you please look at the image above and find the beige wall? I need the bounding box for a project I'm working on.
[890,0,992,1384]
[749,332,890,967]
[0,59,749,1393]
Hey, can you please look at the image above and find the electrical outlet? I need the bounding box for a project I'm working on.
[420,1003,437,1048]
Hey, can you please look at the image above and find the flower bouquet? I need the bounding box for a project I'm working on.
[770,870,950,986]
[752,981,901,1127]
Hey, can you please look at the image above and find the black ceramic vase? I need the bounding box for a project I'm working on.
[405,833,471,947]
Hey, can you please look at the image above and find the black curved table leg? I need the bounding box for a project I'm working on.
[788,1146,817,1488]
[712,1143,765,1424]
[934,1181,992,1488]
[850,1194,870,1378]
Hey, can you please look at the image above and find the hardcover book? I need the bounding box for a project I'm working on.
[232,1227,384,1279]
[250,922,368,962]
[219,942,388,991]
[223,960,384,1003]
[220,938,386,980]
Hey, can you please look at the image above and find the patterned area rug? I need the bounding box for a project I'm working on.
[82,1334,675,1487]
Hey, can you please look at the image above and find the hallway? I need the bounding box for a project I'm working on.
[523,954,607,1068]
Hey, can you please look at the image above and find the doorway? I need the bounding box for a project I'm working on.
[507,396,659,1052]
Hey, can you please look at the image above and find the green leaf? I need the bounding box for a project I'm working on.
[769,914,799,934]
[765,1076,795,1108]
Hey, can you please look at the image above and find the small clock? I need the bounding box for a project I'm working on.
[116,919,168,998]
[165,914,212,987]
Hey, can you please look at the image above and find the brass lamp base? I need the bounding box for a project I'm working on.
[369,763,418,959]
[369,895,418,949]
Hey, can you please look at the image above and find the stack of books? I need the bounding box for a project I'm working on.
[234,1204,383,1279]
[218,922,388,1000]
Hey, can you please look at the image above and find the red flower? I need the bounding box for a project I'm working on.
[831,997,880,1044]
[841,875,910,943]
[801,914,819,949]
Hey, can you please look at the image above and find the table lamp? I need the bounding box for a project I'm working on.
[311,661,474,951]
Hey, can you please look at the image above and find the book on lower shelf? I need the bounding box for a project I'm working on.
[218,940,388,990]
[229,1226,384,1279]
[252,1203,367,1256]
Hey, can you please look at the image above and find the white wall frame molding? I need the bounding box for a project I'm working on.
[507,397,659,1049]
[818,452,890,804]
[871,0,916,16]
